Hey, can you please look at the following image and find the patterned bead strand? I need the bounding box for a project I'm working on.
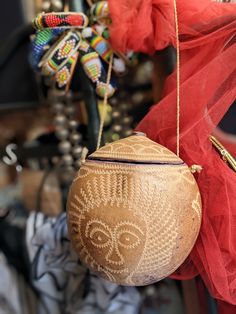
[65,102,84,170]
[52,96,84,175]
[41,0,64,12]
[109,97,133,142]
[52,101,72,171]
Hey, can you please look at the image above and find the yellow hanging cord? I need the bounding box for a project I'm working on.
[173,0,202,173]
[173,0,180,157]
[96,1,180,154]
[96,54,114,150]
[86,0,93,8]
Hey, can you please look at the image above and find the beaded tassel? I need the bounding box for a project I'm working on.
[79,40,115,98]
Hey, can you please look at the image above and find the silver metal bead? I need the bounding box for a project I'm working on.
[54,114,67,127]
[51,0,63,11]
[64,105,76,115]
[123,116,133,125]
[52,156,60,165]
[123,129,133,137]
[52,103,64,113]
[59,141,71,154]
[56,128,69,140]
[70,133,82,144]
[68,120,78,130]
[109,97,118,106]
[72,146,83,158]
[113,124,122,133]
[60,167,75,183]
[74,159,82,170]
[120,103,130,111]
[42,0,51,11]
[62,165,74,173]
[132,92,144,104]
[62,154,74,166]
[112,110,121,119]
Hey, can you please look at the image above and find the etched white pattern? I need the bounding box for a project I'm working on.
[192,192,202,220]
[68,161,201,285]
[90,136,181,162]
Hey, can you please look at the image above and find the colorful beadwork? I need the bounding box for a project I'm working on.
[81,52,102,83]
[90,1,109,20]
[30,28,63,71]
[40,31,81,76]
[58,39,76,59]
[93,24,110,40]
[82,27,126,74]
[56,66,70,87]
[55,51,79,92]
[30,8,119,98]
[96,81,115,98]
[82,27,112,63]
[78,39,91,54]
[33,12,88,30]
[79,40,116,98]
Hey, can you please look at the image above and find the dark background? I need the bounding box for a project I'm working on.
[0,0,39,108]
[0,0,235,135]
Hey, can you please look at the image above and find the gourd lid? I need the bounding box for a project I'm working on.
[88,133,183,164]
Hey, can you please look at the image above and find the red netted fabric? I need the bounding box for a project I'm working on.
[108,0,236,310]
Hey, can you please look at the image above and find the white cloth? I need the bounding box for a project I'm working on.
[26,212,140,314]
[0,252,37,314]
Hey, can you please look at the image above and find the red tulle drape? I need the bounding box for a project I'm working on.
[109,0,236,310]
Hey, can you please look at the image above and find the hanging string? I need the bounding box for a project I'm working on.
[86,0,93,8]
[96,54,114,150]
[96,0,180,152]
[173,0,180,157]
[77,0,201,175]
[173,0,202,174]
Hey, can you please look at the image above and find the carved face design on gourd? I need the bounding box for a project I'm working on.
[69,197,147,282]
[68,134,202,286]
[80,204,146,277]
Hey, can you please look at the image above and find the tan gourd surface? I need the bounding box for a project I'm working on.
[67,135,202,286]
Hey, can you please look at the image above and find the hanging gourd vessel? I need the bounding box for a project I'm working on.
[67,132,202,286]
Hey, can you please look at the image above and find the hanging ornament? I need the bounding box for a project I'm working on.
[67,133,202,286]
[66,0,203,286]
